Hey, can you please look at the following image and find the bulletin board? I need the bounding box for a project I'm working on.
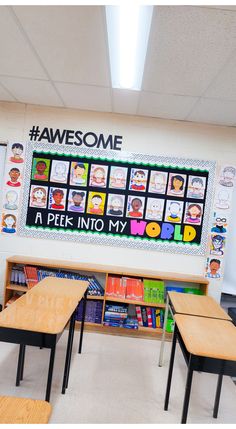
[19,143,216,255]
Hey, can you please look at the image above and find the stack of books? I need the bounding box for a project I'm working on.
[143,279,165,304]
[76,299,103,324]
[10,265,27,287]
[103,304,128,327]
[106,276,126,298]
[135,306,164,329]
[106,276,144,300]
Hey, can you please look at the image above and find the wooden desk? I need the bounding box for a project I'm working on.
[164,314,236,423]
[0,396,52,424]
[0,277,88,402]
[158,292,231,366]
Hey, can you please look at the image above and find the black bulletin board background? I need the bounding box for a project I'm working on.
[25,150,209,246]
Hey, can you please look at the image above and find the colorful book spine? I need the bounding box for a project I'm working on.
[146,307,152,327]
[135,306,143,326]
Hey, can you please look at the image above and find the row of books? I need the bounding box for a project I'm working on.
[135,306,164,329]
[106,276,165,304]
[10,264,104,296]
[76,299,103,324]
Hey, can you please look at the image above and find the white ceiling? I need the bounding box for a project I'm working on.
[1,5,236,126]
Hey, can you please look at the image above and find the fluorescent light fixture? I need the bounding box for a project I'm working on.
[106,5,153,90]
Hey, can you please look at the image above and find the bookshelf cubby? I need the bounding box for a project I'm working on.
[3,255,209,340]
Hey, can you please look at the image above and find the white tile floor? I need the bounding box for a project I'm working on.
[0,331,235,424]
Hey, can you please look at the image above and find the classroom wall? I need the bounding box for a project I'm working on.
[1,100,236,303]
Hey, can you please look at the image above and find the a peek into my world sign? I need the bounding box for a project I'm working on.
[19,143,216,255]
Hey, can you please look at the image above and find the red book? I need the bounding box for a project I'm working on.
[135,306,143,326]
[23,266,39,289]
[147,307,153,327]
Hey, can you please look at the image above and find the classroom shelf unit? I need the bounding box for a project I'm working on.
[3,255,209,340]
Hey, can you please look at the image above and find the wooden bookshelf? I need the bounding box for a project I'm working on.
[3,255,209,340]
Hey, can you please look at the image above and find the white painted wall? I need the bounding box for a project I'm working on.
[1,101,236,303]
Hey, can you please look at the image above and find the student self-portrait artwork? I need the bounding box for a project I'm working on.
[67,189,87,213]
[50,160,70,184]
[126,195,145,218]
[70,162,88,187]
[219,166,236,188]
[109,166,128,190]
[9,143,24,164]
[29,185,48,209]
[129,168,148,192]
[210,234,225,256]
[107,194,125,216]
[164,200,184,224]
[205,258,222,279]
[187,175,206,199]
[184,202,203,225]
[148,171,168,194]
[89,164,108,188]
[4,190,19,210]
[87,192,106,215]
[167,173,186,198]
[2,213,17,234]
[48,187,67,211]
[145,198,165,221]
[211,214,227,233]
[6,167,22,187]
[31,158,50,181]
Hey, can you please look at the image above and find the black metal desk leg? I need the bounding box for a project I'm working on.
[164,325,177,411]
[62,309,76,393]
[45,345,56,402]
[213,374,223,418]
[16,344,25,386]
[78,289,88,354]
[181,358,193,424]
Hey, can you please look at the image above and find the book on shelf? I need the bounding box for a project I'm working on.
[135,305,164,329]
[10,265,27,287]
[23,265,39,289]
[124,277,143,301]
[143,279,165,304]
[146,307,153,328]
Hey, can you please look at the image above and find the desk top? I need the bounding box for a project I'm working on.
[168,292,231,320]
[175,314,236,361]
[0,277,88,334]
[0,396,52,424]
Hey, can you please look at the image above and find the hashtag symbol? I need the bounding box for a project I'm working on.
[29,125,40,141]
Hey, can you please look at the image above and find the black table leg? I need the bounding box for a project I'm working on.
[78,289,88,354]
[181,357,193,424]
[62,309,76,394]
[16,344,25,386]
[164,324,177,411]
[20,345,26,381]
[213,373,223,418]
[45,344,56,402]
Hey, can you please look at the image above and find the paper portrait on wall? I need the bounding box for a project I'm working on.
[70,162,89,187]
[145,197,165,221]
[109,166,128,190]
[107,194,125,217]
[167,173,187,198]
[67,189,87,213]
[87,191,106,215]
[148,171,168,195]
[48,187,67,211]
[211,213,227,234]
[3,189,20,211]
[205,257,222,279]
[129,168,148,192]
[164,200,184,224]
[89,164,108,188]
[219,165,236,188]
[6,165,23,188]
[126,195,145,218]
[184,202,204,225]
[50,160,70,184]
[31,158,50,181]
[210,234,225,257]
[1,213,17,234]
[29,185,48,209]
[215,187,232,210]
[9,142,24,164]
[186,175,206,199]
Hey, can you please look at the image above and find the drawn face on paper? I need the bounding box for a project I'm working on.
[12,144,23,157]
[36,161,46,174]
[92,195,102,208]
[209,260,220,275]
[4,215,16,228]
[34,188,46,201]
[74,165,85,178]
[6,191,18,204]
[9,168,20,182]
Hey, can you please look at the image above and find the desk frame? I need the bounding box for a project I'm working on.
[164,322,236,423]
[0,289,88,402]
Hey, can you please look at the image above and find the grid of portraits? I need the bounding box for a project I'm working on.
[28,155,208,228]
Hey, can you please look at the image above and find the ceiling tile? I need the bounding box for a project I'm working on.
[55,82,112,112]
[0,77,63,107]
[112,89,140,115]
[143,6,236,96]
[13,6,110,86]
[204,54,236,100]
[0,6,47,79]
[187,97,236,126]
[138,91,198,120]
[0,83,16,102]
